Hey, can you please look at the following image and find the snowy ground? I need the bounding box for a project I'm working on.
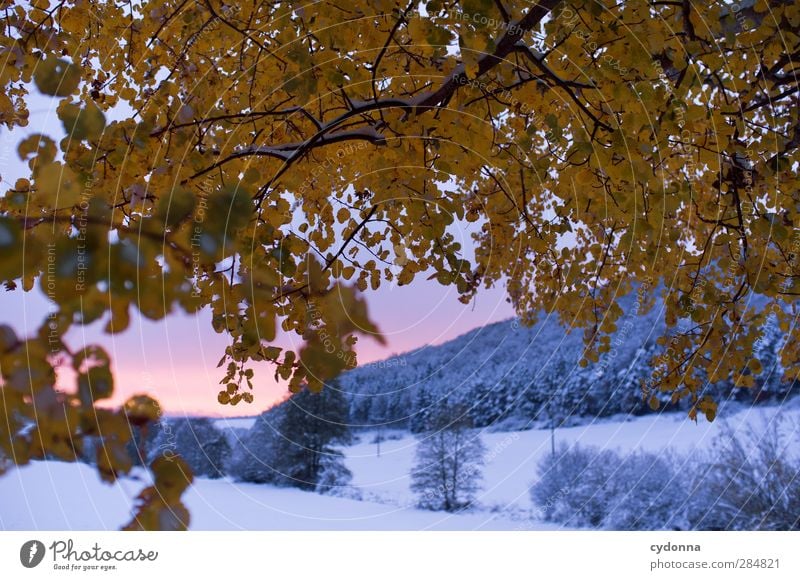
[345,399,800,514]
[0,461,548,530]
[2,400,797,530]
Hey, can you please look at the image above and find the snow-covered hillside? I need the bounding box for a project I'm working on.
[3,400,796,531]
[336,291,793,430]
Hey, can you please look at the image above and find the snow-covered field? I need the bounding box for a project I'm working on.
[0,461,546,530]
[345,399,800,512]
[2,400,797,530]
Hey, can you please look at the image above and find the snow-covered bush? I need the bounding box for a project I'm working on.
[227,407,284,484]
[532,444,689,529]
[533,416,800,531]
[150,418,230,478]
[682,417,800,530]
[531,444,621,527]
[601,451,688,530]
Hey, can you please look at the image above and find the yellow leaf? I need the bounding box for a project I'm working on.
[35,162,84,208]
[33,56,81,96]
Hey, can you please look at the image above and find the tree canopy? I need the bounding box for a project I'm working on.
[1,0,799,527]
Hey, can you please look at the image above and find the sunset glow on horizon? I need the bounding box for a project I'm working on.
[3,274,515,417]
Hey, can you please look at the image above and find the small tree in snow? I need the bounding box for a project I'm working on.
[411,404,486,512]
[315,450,354,495]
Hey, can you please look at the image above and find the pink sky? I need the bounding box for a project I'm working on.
[1,276,514,417]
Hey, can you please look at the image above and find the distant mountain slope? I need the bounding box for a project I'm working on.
[336,290,793,430]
